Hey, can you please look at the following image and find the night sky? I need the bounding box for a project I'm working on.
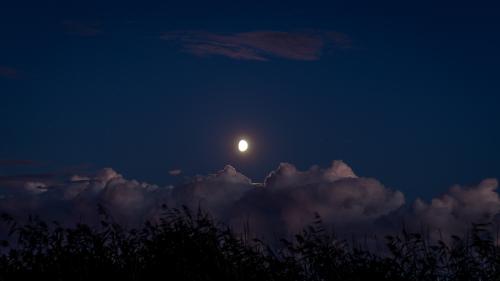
[1,0,499,203]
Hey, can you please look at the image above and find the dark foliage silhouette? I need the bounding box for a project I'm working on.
[1,206,500,281]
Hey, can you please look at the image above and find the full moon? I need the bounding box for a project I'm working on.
[238,139,249,152]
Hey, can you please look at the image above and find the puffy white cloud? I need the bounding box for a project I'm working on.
[23,182,48,194]
[170,165,253,216]
[0,168,169,226]
[392,178,500,240]
[229,161,404,237]
[0,161,498,241]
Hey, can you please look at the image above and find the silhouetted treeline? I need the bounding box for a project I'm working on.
[1,206,500,281]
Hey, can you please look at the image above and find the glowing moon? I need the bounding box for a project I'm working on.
[238,139,249,152]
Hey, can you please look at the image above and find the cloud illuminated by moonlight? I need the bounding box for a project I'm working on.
[0,161,499,241]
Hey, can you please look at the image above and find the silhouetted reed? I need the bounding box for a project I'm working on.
[1,206,500,281]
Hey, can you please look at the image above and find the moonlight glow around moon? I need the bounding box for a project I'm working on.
[238,139,249,152]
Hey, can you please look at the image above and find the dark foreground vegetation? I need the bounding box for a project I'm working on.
[1,207,500,281]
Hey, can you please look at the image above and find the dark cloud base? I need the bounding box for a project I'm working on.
[0,161,498,240]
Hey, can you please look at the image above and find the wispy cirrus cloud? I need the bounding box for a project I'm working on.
[62,20,102,37]
[0,174,56,190]
[161,30,351,61]
[169,169,182,176]
[0,159,41,167]
[0,66,18,79]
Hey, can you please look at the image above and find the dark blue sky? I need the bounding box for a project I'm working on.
[1,1,499,200]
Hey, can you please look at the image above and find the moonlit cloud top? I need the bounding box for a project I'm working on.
[0,161,498,240]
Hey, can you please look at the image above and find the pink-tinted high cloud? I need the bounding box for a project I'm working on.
[62,20,102,37]
[161,30,351,61]
[0,66,18,79]
[0,159,40,166]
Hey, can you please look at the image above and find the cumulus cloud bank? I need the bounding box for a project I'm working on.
[0,161,498,240]
[161,30,350,61]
